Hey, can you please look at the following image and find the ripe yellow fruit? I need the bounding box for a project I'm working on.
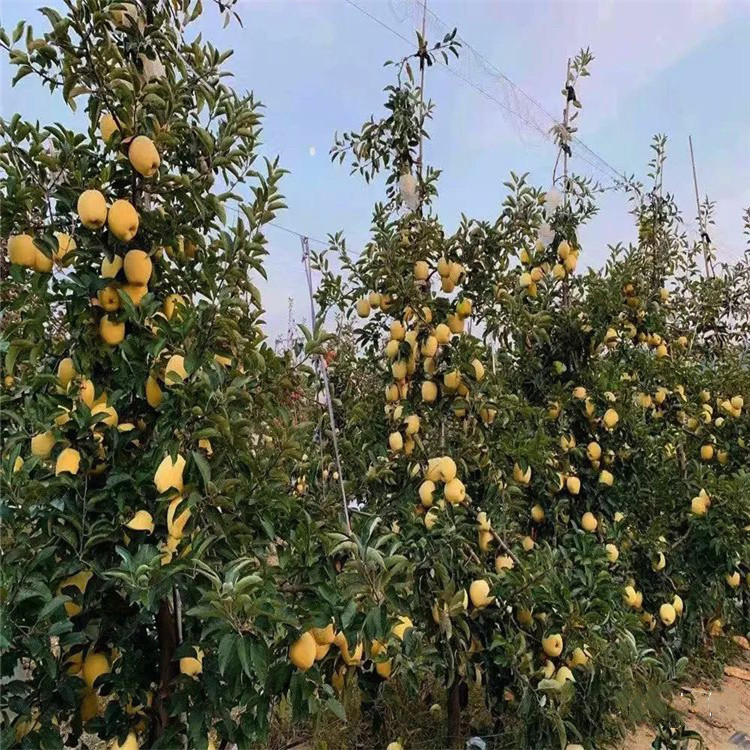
[403,414,420,436]
[495,555,514,574]
[163,294,185,320]
[145,375,162,408]
[125,510,154,533]
[384,339,400,359]
[8,234,36,266]
[56,448,81,476]
[99,114,119,143]
[392,360,407,381]
[726,571,741,588]
[165,354,188,385]
[54,408,72,426]
[708,618,722,637]
[79,379,95,407]
[180,647,204,677]
[77,190,108,230]
[572,386,587,400]
[311,624,335,646]
[605,543,619,563]
[469,579,494,608]
[691,494,708,515]
[521,536,535,551]
[122,283,148,306]
[289,631,318,672]
[101,255,123,278]
[13,456,24,473]
[386,742,403,750]
[623,586,642,609]
[542,633,563,658]
[420,335,438,358]
[581,512,598,532]
[390,320,405,341]
[513,463,531,485]
[444,477,466,504]
[700,444,714,461]
[375,657,392,679]
[388,432,403,452]
[154,453,186,494]
[672,595,684,615]
[456,299,472,319]
[107,199,139,242]
[434,323,451,345]
[471,358,485,381]
[57,357,76,388]
[128,135,161,178]
[568,647,588,668]
[368,291,381,308]
[599,470,614,487]
[652,552,666,571]
[111,731,139,750]
[82,651,110,689]
[392,615,413,640]
[31,431,56,458]
[424,509,438,530]
[531,504,545,523]
[555,666,575,684]
[603,408,619,429]
[566,476,581,495]
[587,441,601,461]
[448,261,463,284]
[97,286,121,311]
[123,249,153,284]
[659,603,676,626]
[356,298,370,317]
[92,402,118,428]
[443,370,460,391]
[479,407,497,424]
[419,480,435,507]
[414,260,429,280]
[100,315,125,345]
[446,314,464,334]
[33,245,53,273]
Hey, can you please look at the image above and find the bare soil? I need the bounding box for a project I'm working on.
[623,663,750,749]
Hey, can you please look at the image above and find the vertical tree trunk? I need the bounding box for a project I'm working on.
[446,676,463,750]
[151,597,179,743]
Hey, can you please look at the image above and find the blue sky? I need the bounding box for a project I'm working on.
[2,0,749,338]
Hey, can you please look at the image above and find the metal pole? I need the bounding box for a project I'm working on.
[689,135,712,278]
[417,0,427,181]
[300,237,351,532]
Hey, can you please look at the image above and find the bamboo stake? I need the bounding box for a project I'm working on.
[300,236,351,532]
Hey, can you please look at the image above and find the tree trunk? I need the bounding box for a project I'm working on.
[446,676,463,750]
[151,597,179,743]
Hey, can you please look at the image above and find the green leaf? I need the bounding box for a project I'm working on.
[37,595,67,621]
[326,696,347,722]
[218,632,237,676]
[191,450,211,488]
